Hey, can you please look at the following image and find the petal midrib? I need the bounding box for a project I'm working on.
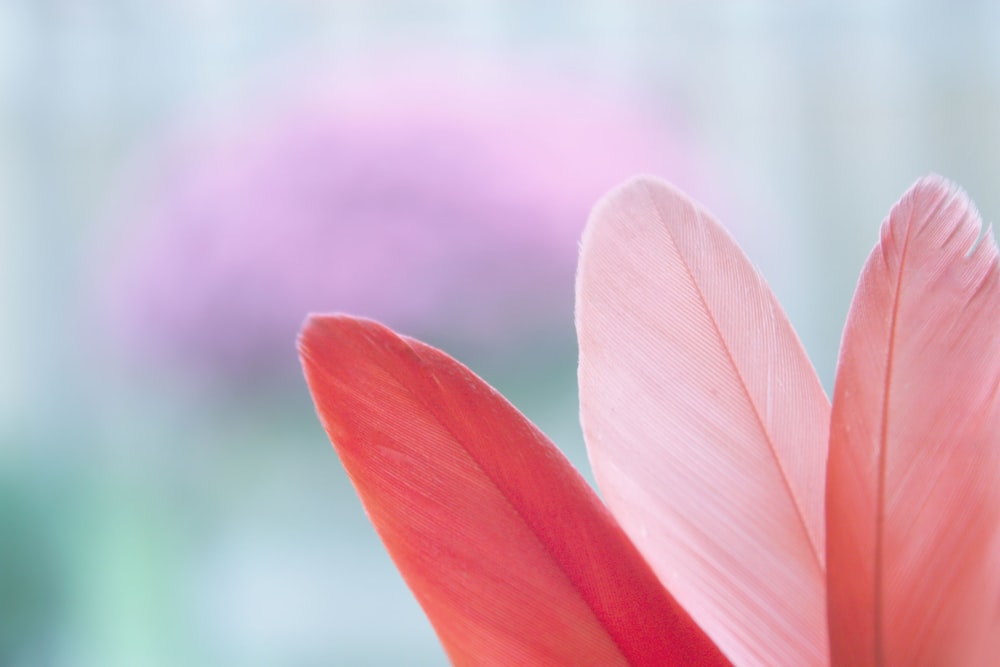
[642,182,826,577]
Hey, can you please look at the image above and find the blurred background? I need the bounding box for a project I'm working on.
[2,1,999,665]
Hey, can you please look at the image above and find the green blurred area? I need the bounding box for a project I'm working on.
[0,472,62,664]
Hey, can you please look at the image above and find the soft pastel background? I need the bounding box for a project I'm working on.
[3,2,999,665]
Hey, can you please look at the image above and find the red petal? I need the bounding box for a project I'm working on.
[827,176,1000,665]
[300,315,730,666]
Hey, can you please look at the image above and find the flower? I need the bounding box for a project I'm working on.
[298,175,1000,665]
[101,58,709,385]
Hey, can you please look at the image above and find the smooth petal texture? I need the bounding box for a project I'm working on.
[577,176,831,666]
[826,177,1000,666]
[300,315,731,667]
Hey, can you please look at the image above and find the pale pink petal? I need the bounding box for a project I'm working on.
[577,176,830,665]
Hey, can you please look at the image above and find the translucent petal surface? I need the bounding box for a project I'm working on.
[827,177,1000,666]
[577,176,830,665]
[300,315,731,666]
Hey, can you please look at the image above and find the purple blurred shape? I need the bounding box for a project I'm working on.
[102,59,712,383]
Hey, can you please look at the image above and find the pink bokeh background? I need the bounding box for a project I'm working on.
[101,57,714,382]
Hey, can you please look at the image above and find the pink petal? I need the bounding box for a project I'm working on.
[577,176,830,665]
[827,176,1000,665]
